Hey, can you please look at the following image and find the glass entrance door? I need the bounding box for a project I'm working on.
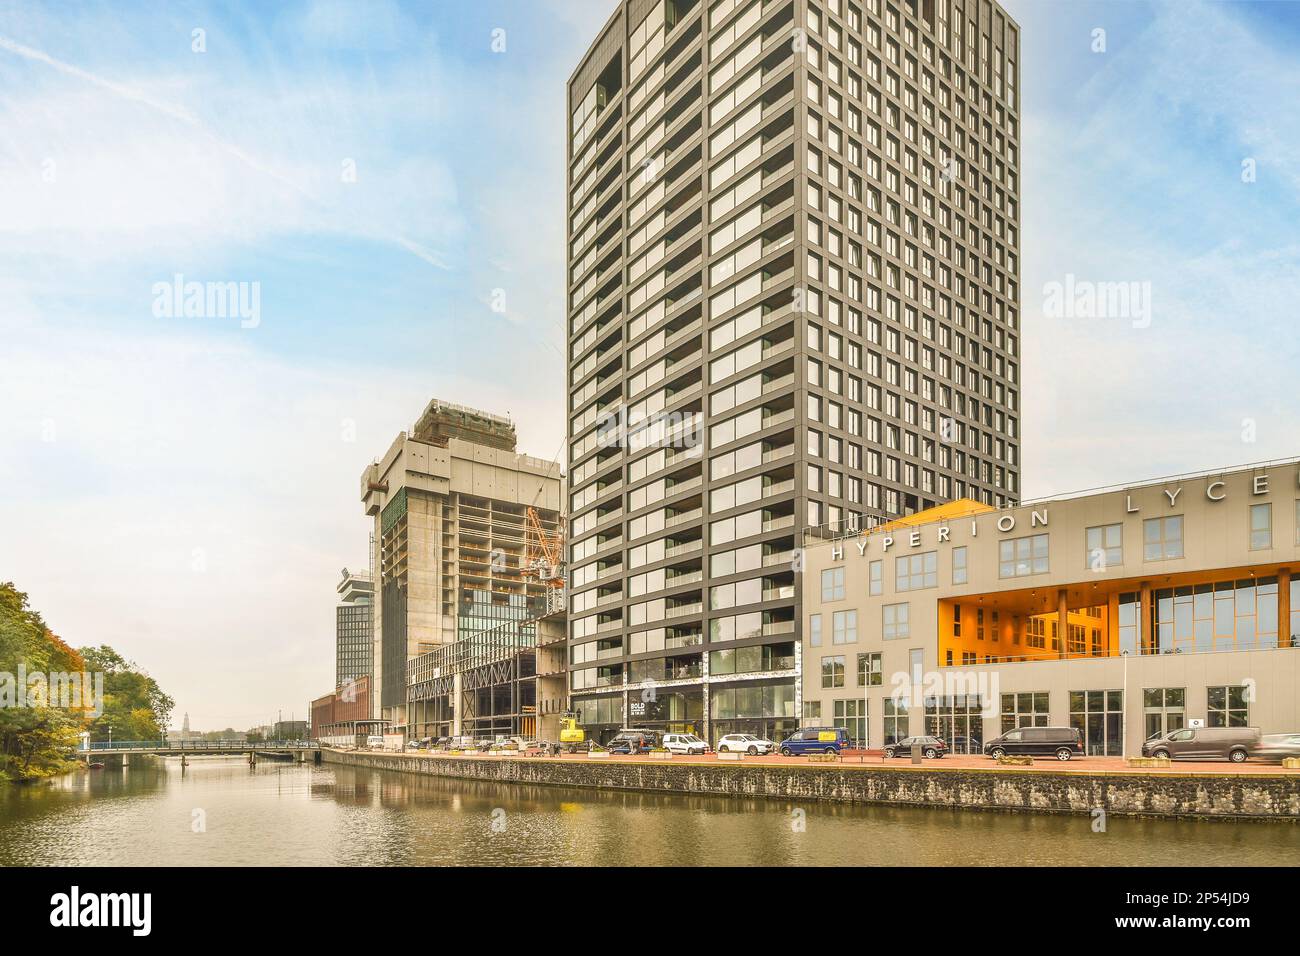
[1142,688,1185,742]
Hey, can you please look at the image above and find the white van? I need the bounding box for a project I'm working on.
[662,733,708,755]
[366,735,385,750]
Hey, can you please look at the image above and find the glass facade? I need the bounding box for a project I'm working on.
[883,697,909,746]
[1069,689,1123,756]
[1142,687,1184,740]
[924,694,985,754]
[1152,577,1278,653]
[833,698,867,747]
[1207,685,1249,727]
[1000,691,1049,732]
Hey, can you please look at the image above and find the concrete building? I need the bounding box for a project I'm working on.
[801,457,1300,756]
[565,0,1022,742]
[360,399,562,731]
[336,568,374,688]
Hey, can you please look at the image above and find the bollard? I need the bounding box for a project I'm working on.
[911,741,922,765]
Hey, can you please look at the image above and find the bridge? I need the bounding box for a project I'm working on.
[85,739,319,755]
[80,739,320,765]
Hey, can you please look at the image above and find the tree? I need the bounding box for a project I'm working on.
[78,644,175,742]
[0,583,89,780]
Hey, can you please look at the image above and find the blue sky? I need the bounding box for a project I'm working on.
[1,0,1298,728]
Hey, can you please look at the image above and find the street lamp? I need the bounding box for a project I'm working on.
[1120,649,1129,760]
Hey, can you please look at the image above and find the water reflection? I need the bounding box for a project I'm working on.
[0,757,1297,867]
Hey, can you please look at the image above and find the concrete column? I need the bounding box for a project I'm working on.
[1280,568,1292,648]
[452,673,462,735]
[1056,589,1069,659]
[1139,584,1152,654]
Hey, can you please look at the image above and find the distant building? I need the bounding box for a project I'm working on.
[273,720,308,740]
[336,568,374,687]
[311,676,376,744]
[165,712,197,745]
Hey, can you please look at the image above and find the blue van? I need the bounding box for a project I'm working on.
[778,727,850,756]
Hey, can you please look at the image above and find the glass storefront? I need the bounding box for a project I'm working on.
[709,679,796,746]
[628,689,703,736]
[925,695,985,754]
[1070,689,1123,755]
[1000,691,1049,732]
[1142,687,1185,740]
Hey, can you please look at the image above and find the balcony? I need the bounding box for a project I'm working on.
[666,507,703,528]
[666,601,703,619]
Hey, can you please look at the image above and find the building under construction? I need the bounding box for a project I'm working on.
[360,399,563,732]
[406,501,569,742]
[406,592,551,741]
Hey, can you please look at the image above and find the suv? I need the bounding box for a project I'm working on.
[662,733,708,755]
[883,735,949,759]
[984,726,1084,761]
[778,727,850,756]
[1142,726,1260,763]
[716,733,774,755]
[607,732,658,754]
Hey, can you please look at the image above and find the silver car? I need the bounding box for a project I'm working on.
[1252,733,1300,762]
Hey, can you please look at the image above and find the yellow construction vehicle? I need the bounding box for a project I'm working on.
[556,712,588,754]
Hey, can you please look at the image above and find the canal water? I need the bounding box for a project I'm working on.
[2,757,1299,866]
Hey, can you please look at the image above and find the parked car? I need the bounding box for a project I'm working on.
[431,737,451,751]
[778,727,850,756]
[1251,733,1300,762]
[365,735,385,750]
[716,733,774,755]
[662,733,709,755]
[473,737,495,750]
[1141,726,1260,762]
[406,737,431,750]
[606,732,657,754]
[883,735,949,759]
[984,726,1084,761]
[504,736,538,751]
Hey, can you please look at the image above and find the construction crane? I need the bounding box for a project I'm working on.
[522,506,564,589]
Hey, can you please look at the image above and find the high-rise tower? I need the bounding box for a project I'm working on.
[565,0,1021,743]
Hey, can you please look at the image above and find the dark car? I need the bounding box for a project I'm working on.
[778,727,851,755]
[883,735,949,759]
[606,732,657,754]
[984,726,1084,761]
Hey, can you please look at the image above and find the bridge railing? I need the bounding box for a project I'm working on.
[85,739,320,752]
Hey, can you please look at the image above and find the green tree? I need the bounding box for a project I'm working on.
[79,645,175,743]
[0,583,89,780]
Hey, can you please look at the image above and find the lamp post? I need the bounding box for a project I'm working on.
[1120,650,1129,760]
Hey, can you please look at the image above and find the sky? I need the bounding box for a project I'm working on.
[1,0,1298,729]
